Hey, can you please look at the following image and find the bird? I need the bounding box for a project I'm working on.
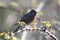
[13,9,37,34]
[20,9,37,25]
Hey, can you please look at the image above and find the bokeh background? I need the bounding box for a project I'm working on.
[0,0,60,40]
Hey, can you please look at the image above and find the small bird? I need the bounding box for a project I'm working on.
[20,9,37,25]
[13,9,37,33]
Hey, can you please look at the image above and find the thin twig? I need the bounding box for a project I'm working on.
[45,30,58,40]
[14,28,58,40]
